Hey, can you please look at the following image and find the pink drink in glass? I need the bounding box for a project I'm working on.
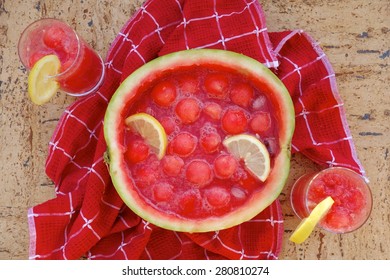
[290,167,372,233]
[18,18,105,96]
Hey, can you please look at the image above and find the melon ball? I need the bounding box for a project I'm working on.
[161,155,184,176]
[43,26,67,50]
[125,137,149,164]
[203,102,222,121]
[175,97,201,124]
[169,132,197,157]
[221,108,248,134]
[160,116,177,135]
[204,72,229,99]
[200,128,221,154]
[152,182,174,202]
[250,112,271,134]
[178,190,200,216]
[213,154,237,179]
[151,80,177,107]
[177,74,199,95]
[134,164,158,187]
[230,82,254,108]
[185,159,213,186]
[204,186,231,208]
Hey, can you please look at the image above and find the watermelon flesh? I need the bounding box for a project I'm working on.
[104,50,295,232]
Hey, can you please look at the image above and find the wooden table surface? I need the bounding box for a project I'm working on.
[0,0,389,260]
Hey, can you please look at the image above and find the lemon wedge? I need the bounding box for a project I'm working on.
[290,196,334,244]
[28,54,61,105]
[124,113,167,160]
[222,134,271,182]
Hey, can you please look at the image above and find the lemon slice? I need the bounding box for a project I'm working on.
[125,113,167,159]
[28,54,61,105]
[222,134,271,182]
[290,196,334,244]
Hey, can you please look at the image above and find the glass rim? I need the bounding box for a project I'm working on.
[18,17,81,78]
[289,172,315,220]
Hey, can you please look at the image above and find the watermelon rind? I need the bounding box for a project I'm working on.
[104,49,295,232]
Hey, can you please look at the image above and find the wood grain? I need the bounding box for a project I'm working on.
[0,0,388,259]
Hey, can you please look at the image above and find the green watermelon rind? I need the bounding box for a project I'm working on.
[104,49,295,232]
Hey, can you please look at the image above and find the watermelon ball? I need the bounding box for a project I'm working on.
[179,190,200,217]
[203,102,222,121]
[204,186,231,208]
[161,155,184,176]
[185,159,213,186]
[200,129,221,154]
[125,138,150,164]
[249,112,271,134]
[152,182,174,202]
[177,74,199,95]
[134,164,158,187]
[160,116,177,135]
[204,72,229,99]
[221,108,248,134]
[230,82,254,108]
[175,97,201,124]
[169,132,197,157]
[213,154,238,179]
[323,207,352,231]
[151,80,177,107]
[43,26,67,50]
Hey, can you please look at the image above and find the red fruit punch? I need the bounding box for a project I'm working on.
[290,167,372,233]
[18,18,104,96]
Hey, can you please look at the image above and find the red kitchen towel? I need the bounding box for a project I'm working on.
[269,30,366,177]
[28,0,366,260]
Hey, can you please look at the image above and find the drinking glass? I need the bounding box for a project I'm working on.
[18,18,105,96]
[290,167,372,233]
